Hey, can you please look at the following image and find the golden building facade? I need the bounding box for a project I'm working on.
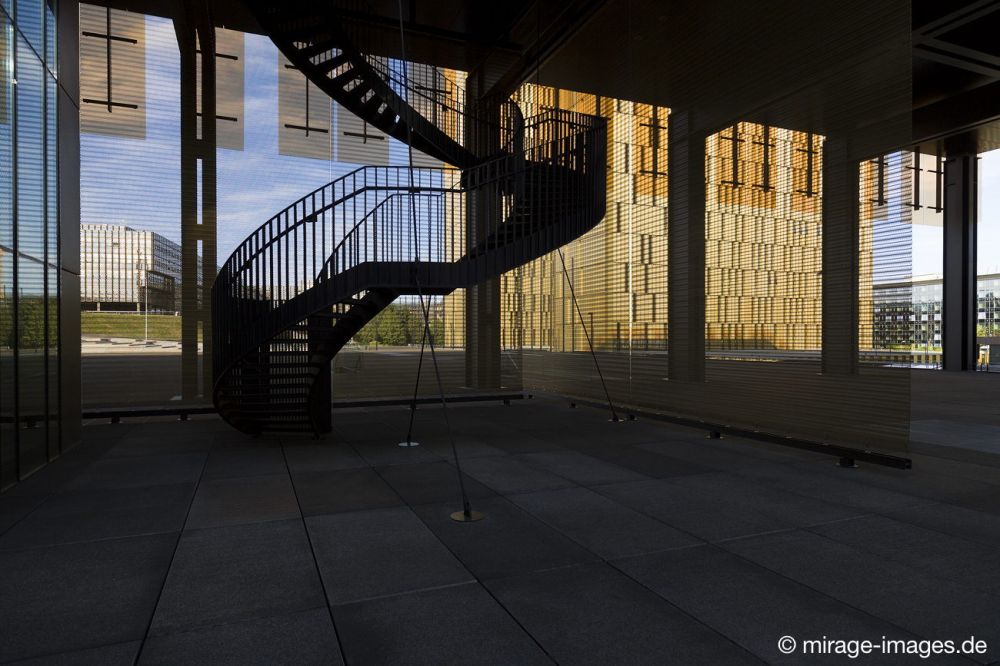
[704,123,824,352]
[445,83,868,358]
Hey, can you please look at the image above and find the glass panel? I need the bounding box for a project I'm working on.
[43,0,53,76]
[860,151,942,369]
[0,11,12,488]
[17,258,46,476]
[979,149,1000,372]
[16,32,43,261]
[14,0,42,57]
[0,249,13,489]
[46,68,55,259]
[46,262,57,458]
[509,85,670,406]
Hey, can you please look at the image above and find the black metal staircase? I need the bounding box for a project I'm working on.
[212,3,607,435]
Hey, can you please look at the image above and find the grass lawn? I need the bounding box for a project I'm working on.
[81,312,189,341]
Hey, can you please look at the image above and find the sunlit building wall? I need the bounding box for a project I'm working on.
[447,83,861,358]
[704,123,826,353]
[446,84,671,353]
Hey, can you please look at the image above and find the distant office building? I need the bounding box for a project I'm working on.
[80,223,208,312]
[872,273,1000,349]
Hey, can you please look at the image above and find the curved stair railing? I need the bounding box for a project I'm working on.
[212,5,607,435]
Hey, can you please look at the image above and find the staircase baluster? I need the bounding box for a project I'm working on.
[213,11,606,434]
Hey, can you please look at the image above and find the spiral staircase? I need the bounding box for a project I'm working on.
[211,3,607,435]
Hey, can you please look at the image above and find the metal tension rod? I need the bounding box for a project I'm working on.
[414,278,482,522]
[397,0,481,522]
[396,0,425,451]
[398,326,427,447]
[556,248,621,422]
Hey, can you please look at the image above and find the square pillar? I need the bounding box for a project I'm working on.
[175,7,216,401]
[821,137,859,374]
[58,0,82,453]
[667,110,706,382]
[463,71,501,390]
[942,146,978,371]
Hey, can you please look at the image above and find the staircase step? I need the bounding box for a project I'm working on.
[228,402,308,409]
[310,311,354,319]
[360,93,385,115]
[244,361,325,369]
[343,81,373,103]
[316,54,350,76]
[288,324,337,333]
[329,68,361,88]
[300,38,343,61]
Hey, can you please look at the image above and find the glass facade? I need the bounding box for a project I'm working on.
[77,13,463,407]
[858,150,941,367]
[1,0,61,489]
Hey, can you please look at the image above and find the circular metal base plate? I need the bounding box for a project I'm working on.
[450,510,486,522]
[397,441,420,448]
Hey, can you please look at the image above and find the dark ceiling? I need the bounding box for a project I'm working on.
[91,0,1000,154]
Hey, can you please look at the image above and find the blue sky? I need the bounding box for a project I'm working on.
[80,18,413,265]
[79,15,1000,281]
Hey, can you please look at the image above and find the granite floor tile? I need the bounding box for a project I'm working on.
[186,474,299,529]
[596,473,859,542]
[0,534,176,662]
[291,468,402,516]
[419,435,509,459]
[508,487,702,559]
[514,450,648,486]
[615,545,924,664]
[736,462,929,513]
[140,608,342,665]
[486,562,760,665]
[350,440,445,467]
[375,461,496,506]
[11,641,142,666]
[0,496,44,537]
[459,456,576,495]
[150,520,325,635]
[413,496,597,580]
[583,443,713,478]
[1,483,194,550]
[810,514,1000,595]
[201,447,287,480]
[636,440,792,475]
[887,501,1000,549]
[722,529,1000,661]
[308,507,472,605]
[283,442,368,473]
[66,452,206,492]
[334,583,550,665]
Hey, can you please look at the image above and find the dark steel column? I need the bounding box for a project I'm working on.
[175,3,216,401]
[942,142,978,372]
[307,313,332,434]
[58,0,82,453]
[667,110,706,382]
[463,71,501,390]
[821,137,859,375]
